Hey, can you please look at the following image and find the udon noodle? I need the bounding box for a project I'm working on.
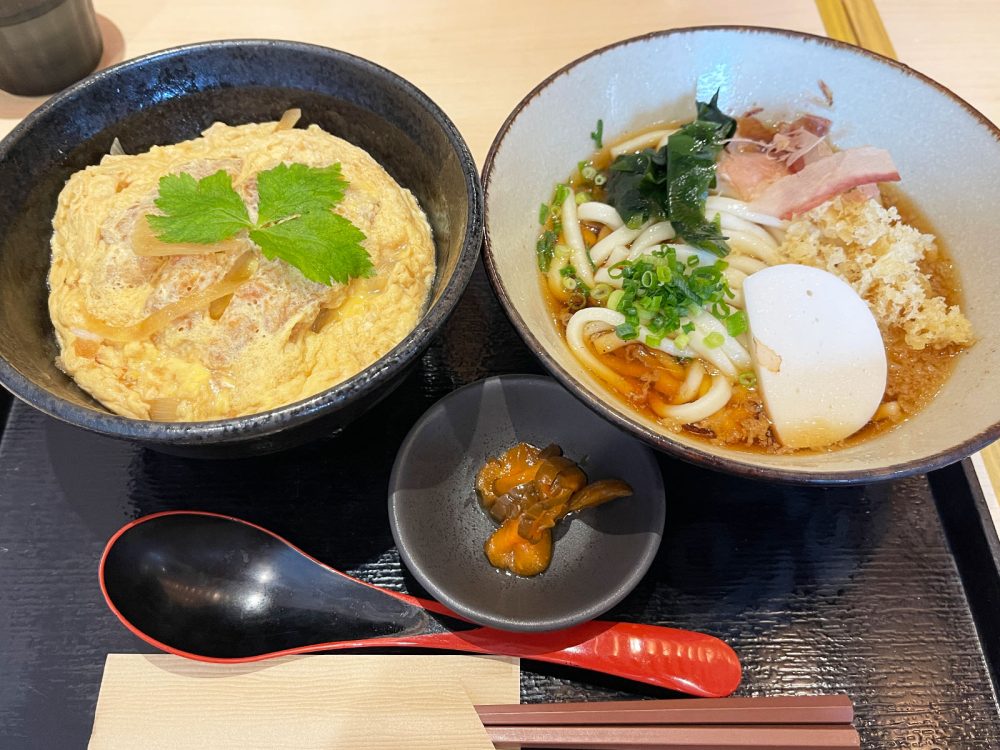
[537,97,973,452]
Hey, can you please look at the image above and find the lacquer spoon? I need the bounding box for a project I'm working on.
[100,511,741,698]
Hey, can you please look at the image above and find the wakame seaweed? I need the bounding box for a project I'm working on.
[604,92,734,256]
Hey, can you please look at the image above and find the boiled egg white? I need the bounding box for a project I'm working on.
[742,264,887,449]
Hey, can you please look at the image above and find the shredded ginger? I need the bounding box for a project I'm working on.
[778,195,973,350]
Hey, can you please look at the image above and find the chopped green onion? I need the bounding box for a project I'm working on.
[645,334,662,348]
[725,310,748,337]
[607,288,625,311]
[674,333,690,349]
[738,372,757,388]
[535,229,557,271]
[553,183,570,207]
[562,276,578,291]
[590,119,604,149]
[594,173,607,186]
[581,165,597,181]
[711,301,732,318]
[553,235,737,349]
[704,331,725,349]
[590,283,612,302]
[615,322,637,340]
[538,203,549,225]
[575,191,592,205]
[687,255,700,267]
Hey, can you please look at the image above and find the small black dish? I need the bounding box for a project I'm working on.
[0,39,482,456]
[388,375,665,632]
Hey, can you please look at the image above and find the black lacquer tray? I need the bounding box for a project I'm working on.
[1,265,999,748]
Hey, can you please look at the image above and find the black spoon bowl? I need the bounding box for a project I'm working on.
[100,511,742,696]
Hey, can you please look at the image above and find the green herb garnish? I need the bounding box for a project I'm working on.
[146,164,372,286]
[146,171,250,244]
[603,91,734,256]
[590,119,604,148]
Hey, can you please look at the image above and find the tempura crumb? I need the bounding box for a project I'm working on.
[779,195,973,350]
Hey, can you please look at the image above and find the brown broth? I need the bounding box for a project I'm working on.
[541,185,966,455]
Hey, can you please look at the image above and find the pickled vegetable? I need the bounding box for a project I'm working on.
[475,442,632,576]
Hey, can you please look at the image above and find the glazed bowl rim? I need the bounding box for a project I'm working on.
[481,25,1000,485]
[0,38,484,444]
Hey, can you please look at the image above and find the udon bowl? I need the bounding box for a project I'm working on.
[483,26,1000,484]
[0,40,481,456]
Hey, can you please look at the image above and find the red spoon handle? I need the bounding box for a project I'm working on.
[357,620,741,698]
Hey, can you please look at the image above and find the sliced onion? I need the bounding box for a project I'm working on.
[276,108,302,131]
[310,306,336,333]
[208,294,233,320]
[82,251,257,342]
[132,216,247,257]
[148,397,180,421]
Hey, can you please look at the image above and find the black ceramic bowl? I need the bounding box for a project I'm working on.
[389,375,665,631]
[0,39,481,456]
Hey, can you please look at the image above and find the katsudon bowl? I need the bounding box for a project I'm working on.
[0,40,481,456]
[482,27,1000,484]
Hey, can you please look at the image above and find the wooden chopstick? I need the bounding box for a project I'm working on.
[476,695,853,726]
[815,0,898,59]
[487,723,861,749]
[478,696,859,748]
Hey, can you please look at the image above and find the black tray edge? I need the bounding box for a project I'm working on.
[930,459,1000,694]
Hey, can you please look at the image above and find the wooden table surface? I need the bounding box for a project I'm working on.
[0,0,997,498]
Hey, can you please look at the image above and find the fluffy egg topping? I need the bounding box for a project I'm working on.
[48,117,435,421]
